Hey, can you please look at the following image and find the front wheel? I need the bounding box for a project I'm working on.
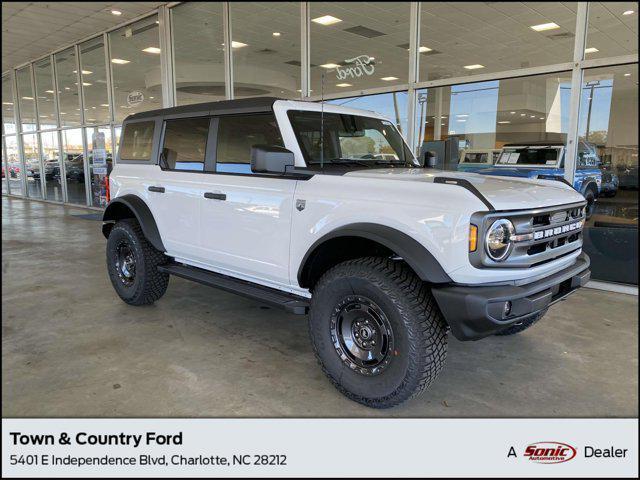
[308,257,448,409]
[584,188,597,219]
[106,218,169,305]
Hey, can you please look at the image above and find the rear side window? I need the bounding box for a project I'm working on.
[216,114,283,174]
[120,121,155,161]
[161,117,210,171]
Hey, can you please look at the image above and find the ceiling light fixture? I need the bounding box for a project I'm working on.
[111,9,122,16]
[530,22,560,32]
[498,121,510,124]
[45,90,54,94]
[510,111,516,114]
[584,47,599,54]
[624,73,632,76]
[22,96,33,100]
[221,41,248,49]
[418,46,432,53]
[2,102,13,105]
[312,15,342,26]
[456,114,469,118]
[520,113,526,116]
[111,58,130,64]
[100,104,109,107]
[457,119,466,122]
[272,32,281,37]
[336,83,352,87]
[142,47,161,54]
[73,70,93,75]
[464,64,485,70]
[320,63,340,69]
[622,10,635,15]
[381,76,398,81]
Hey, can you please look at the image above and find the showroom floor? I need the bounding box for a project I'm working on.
[2,196,638,417]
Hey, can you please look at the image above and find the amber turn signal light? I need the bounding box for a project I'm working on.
[469,224,478,252]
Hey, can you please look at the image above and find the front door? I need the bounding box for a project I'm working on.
[199,113,296,289]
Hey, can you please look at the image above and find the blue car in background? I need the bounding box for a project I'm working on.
[476,141,607,217]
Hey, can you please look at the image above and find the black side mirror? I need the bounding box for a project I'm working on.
[251,145,295,174]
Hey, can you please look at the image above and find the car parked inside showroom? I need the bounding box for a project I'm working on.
[476,141,606,216]
[456,148,502,173]
[102,98,591,408]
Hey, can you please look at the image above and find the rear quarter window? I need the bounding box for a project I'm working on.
[119,121,156,161]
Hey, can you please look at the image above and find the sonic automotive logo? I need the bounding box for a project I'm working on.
[524,441,577,464]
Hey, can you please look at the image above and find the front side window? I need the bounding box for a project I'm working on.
[216,114,283,174]
[288,110,416,168]
[496,146,561,167]
[120,121,155,161]
[161,118,210,171]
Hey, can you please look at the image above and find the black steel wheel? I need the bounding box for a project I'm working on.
[106,218,169,305]
[330,295,394,376]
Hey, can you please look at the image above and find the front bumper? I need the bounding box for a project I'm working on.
[432,253,591,341]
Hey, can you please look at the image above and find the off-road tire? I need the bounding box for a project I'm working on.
[494,308,548,336]
[584,188,597,220]
[106,218,169,305]
[308,257,448,409]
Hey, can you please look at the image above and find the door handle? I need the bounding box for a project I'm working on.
[148,186,165,193]
[204,192,226,201]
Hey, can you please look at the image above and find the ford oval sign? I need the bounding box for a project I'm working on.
[127,90,144,106]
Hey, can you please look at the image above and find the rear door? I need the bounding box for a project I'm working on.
[142,114,216,264]
[198,113,297,289]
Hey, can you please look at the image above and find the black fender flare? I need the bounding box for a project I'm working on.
[580,178,599,197]
[102,194,166,252]
[297,223,451,286]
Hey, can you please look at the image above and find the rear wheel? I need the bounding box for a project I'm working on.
[106,218,169,305]
[308,257,448,409]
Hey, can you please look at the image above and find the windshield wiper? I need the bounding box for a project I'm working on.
[324,157,372,167]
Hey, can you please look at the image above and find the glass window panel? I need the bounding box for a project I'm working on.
[34,58,57,130]
[216,114,283,173]
[310,2,410,95]
[86,126,113,207]
[586,2,638,59]
[328,91,408,138]
[3,75,17,135]
[413,72,572,171]
[162,118,209,171]
[55,48,82,127]
[5,136,23,195]
[80,37,111,125]
[114,125,122,158]
[16,66,37,132]
[419,2,577,81]
[230,2,301,99]
[2,139,8,194]
[120,121,155,161]
[171,2,226,105]
[40,131,63,202]
[22,133,42,199]
[61,128,86,205]
[578,64,638,285]
[109,15,163,123]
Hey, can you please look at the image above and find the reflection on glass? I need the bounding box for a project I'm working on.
[3,75,17,134]
[230,2,300,98]
[171,2,226,105]
[4,135,23,195]
[113,126,122,158]
[55,48,82,127]
[2,140,8,194]
[86,126,113,207]
[418,2,577,81]
[34,58,57,130]
[17,66,37,132]
[109,15,163,122]
[413,73,572,171]
[310,2,410,95]
[328,91,408,137]
[40,131,63,202]
[80,37,110,124]
[586,2,638,60]
[22,134,42,198]
[61,128,86,204]
[578,64,638,285]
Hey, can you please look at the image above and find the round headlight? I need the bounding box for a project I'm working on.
[485,219,514,261]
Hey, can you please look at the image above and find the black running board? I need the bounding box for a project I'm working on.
[158,263,310,315]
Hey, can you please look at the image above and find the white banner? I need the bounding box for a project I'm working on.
[2,418,637,478]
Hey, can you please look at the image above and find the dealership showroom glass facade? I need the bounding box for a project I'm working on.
[1,1,638,285]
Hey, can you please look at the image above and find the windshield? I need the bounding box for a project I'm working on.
[288,110,418,168]
[496,146,562,166]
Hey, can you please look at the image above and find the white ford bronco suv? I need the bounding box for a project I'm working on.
[103,97,591,408]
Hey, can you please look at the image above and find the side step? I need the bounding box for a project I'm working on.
[158,263,310,315]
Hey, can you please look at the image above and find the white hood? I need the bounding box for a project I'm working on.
[344,168,585,211]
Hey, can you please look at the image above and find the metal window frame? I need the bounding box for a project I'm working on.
[223,2,234,100]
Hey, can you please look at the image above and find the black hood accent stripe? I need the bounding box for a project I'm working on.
[434,177,495,211]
